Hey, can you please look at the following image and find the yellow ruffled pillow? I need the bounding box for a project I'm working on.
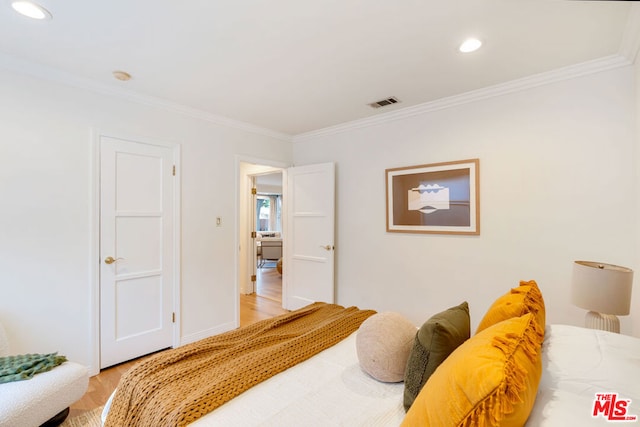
[475,280,545,334]
[401,313,544,427]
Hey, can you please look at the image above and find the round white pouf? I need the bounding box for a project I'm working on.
[356,311,417,382]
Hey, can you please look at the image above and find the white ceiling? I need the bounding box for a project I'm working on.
[0,1,637,137]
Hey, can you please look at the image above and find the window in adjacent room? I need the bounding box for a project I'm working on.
[256,194,282,233]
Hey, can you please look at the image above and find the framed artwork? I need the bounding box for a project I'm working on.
[385,159,479,235]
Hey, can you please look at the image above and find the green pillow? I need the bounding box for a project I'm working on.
[403,301,470,412]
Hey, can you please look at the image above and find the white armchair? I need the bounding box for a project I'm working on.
[260,239,282,267]
[0,321,89,427]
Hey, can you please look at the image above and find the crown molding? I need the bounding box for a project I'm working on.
[0,52,292,143]
[619,3,640,64]
[292,55,631,143]
[1,38,633,146]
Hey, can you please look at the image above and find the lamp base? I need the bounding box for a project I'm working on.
[584,311,620,333]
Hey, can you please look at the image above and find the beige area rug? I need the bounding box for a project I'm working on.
[60,407,103,427]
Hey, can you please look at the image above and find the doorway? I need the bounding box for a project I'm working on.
[236,159,335,325]
[237,161,285,312]
[255,172,283,303]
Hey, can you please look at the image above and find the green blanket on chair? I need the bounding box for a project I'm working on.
[0,353,67,384]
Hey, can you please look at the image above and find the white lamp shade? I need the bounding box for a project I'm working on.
[571,261,633,316]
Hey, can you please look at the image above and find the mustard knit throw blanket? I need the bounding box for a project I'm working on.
[105,302,376,427]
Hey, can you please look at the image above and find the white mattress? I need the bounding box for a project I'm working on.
[190,332,404,427]
[104,332,406,426]
[526,324,640,426]
[104,324,640,426]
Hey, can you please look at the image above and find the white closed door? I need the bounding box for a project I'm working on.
[100,136,176,369]
[284,162,335,311]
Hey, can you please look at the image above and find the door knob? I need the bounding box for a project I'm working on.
[104,256,123,264]
[320,245,334,251]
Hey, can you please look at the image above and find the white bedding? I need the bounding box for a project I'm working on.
[104,324,640,426]
[190,332,405,427]
[526,324,640,426]
[103,332,405,426]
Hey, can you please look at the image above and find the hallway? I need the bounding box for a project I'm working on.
[256,263,282,302]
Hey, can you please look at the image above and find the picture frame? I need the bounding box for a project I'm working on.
[385,159,479,235]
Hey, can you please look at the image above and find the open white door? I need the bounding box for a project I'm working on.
[100,136,178,368]
[284,162,335,310]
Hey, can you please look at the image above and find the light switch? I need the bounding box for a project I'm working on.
[216,217,222,226]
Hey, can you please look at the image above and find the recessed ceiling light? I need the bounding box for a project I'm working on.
[459,38,482,53]
[11,1,52,20]
[112,71,132,81]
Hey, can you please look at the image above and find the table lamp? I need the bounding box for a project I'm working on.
[571,261,633,333]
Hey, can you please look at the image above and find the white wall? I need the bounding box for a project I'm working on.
[1,58,637,377]
[293,66,639,337]
[0,67,292,371]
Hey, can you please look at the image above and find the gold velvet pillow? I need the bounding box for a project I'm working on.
[476,280,545,334]
[401,313,544,427]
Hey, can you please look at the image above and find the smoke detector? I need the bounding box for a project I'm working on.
[368,97,400,109]
[113,71,132,81]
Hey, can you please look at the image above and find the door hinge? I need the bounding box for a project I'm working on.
[251,187,257,195]
[251,231,257,238]
[251,274,256,282]
[172,165,176,176]
[172,312,176,323]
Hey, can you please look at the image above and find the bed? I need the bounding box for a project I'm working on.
[102,285,640,426]
[527,323,640,426]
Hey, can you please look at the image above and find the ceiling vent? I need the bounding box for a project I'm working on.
[368,96,400,109]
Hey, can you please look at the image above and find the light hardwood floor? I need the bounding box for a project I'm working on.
[256,261,282,302]
[69,270,285,418]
